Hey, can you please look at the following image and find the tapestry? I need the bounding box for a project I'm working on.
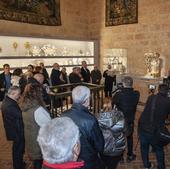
[0,0,61,26]
[106,0,138,26]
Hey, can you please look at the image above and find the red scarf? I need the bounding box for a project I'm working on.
[43,161,84,169]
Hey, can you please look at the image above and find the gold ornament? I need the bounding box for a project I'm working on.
[24,42,31,49]
[13,42,18,51]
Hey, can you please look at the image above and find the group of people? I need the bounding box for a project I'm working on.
[0,61,170,169]
[50,61,101,86]
[0,61,117,104]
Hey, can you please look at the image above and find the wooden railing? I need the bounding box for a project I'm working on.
[48,83,104,118]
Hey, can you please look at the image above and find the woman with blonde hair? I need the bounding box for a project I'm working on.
[20,83,51,169]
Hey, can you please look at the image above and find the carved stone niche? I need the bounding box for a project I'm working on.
[103,48,127,74]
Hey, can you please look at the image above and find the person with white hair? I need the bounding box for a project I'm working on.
[37,117,84,169]
[62,85,104,169]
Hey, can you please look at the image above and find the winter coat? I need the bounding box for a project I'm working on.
[98,110,126,157]
[69,73,81,83]
[81,67,91,83]
[1,96,24,141]
[91,69,102,85]
[50,69,61,86]
[112,87,140,123]
[103,70,116,91]
[21,100,51,160]
[138,93,170,134]
[62,103,104,169]
[0,72,12,101]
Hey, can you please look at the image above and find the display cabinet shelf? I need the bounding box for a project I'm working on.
[0,56,94,59]
[0,35,99,74]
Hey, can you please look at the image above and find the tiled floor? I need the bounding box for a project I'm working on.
[0,107,170,169]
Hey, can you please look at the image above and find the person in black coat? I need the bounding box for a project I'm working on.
[103,65,116,97]
[39,62,49,81]
[91,65,102,85]
[1,86,25,169]
[138,84,170,169]
[33,73,51,106]
[62,86,104,169]
[50,63,61,86]
[0,64,12,101]
[69,67,82,84]
[112,76,140,162]
[60,67,68,85]
[81,61,91,83]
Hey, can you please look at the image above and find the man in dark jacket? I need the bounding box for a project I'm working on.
[81,61,91,83]
[1,86,25,169]
[0,64,12,101]
[91,65,102,85]
[138,84,170,169]
[62,85,104,169]
[50,63,61,86]
[69,67,82,83]
[112,76,140,162]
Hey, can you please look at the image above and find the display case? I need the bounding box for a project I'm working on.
[103,48,127,74]
[0,36,99,73]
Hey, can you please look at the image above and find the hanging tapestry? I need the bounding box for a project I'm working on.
[0,0,61,26]
[106,0,138,26]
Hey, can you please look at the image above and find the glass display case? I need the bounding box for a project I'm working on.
[103,48,127,74]
[0,36,99,73]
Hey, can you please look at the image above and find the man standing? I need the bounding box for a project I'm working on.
[50,63,61,86]
[69,67,82,84]
[103,65,116,97]
[138,84,170,169]
[62,86,104,169]
[1,86,25,169]
[112,76,140,162]
[81,61,91,83]
[0,64,12,101]
[91,65,102,85]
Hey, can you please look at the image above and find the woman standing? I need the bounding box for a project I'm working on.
[19,83,51,169]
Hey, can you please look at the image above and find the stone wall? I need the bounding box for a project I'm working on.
[0,0,88,39]
[0,0,170,76]
[87,0,170,75]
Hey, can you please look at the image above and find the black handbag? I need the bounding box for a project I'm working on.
[150,96,170,146]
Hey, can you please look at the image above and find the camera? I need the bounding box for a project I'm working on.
[112,82,123,94]
[148,84,156,90]
[117,82,123,89]
[148,84,156,94]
